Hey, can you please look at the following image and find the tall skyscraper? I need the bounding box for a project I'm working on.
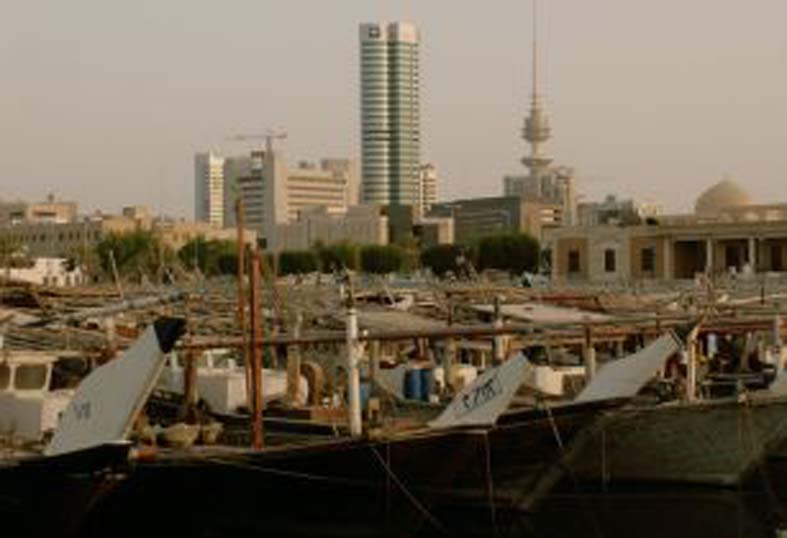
[359,22,420,207]
[194,151,225,227]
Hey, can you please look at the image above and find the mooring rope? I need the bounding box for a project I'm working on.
[539,401,606,538]
[543,402,565,453]
[482,431,499,537]
[369,445,449,535]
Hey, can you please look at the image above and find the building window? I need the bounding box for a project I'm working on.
[641,247,656,273]
[773,245,784,272]
[604,249,616,273]
[568,249,580,274]
[0,364,10,390]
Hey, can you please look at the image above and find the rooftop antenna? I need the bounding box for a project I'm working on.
[532,0,538,105]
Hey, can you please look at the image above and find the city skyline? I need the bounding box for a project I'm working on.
[2,0,786,217]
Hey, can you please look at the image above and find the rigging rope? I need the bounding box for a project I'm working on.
[369,444,448,535]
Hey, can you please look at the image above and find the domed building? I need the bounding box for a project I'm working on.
[694,178,752,217]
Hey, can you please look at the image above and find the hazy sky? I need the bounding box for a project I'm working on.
[2,0,786,217]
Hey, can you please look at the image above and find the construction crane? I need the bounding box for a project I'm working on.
[228,130,288,154]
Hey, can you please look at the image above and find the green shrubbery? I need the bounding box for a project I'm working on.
[359,244,405,274]
[420,244,467,276]
[91,231,539,281]
[278,250,319,275]
[96,230,166,278]
[315,241,359,272]
[178,237,238,276]
[476,233,539,274]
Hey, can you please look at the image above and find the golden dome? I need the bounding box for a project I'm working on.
[694,179,752,216]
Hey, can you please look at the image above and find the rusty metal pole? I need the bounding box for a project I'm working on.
[685,326,699,402]
[249,248,264,450]
[270,253,282,370]
[774,312,784,376]
[236,199,252,410]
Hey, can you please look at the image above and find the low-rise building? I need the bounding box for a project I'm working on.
[0,206,256,259]
[0,195,78,226]
[155,219,257,251]
[2,257,85,287]
[0,215,140,258]
[430,196,562,244]
[413,215,454,248]
[577,194,662,226]
[545,179,787,283]
[273,205,388,251]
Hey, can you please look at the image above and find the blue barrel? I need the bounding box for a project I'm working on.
[359,382,371,410]
[419,368,435,402]
[404,368,422,400]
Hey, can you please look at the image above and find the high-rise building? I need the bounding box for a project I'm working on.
[236,149,359,248]
[194,151,225,227]
[418,163,438,214]
[222,155,253,228]
[359,22,420,207]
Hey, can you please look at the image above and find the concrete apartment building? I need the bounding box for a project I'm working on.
[360,22,421,207]
[545,180,787,283]
[419,164,438,214]
[234,148,360,248]
[286,160,358,222]
[194,152,225,227]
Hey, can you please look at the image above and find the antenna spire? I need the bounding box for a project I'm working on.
[532,0,538,103]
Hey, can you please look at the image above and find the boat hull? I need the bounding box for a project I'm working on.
[567,396,787,486]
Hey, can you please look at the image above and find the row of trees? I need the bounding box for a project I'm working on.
[277,233,540,277]
[88,230,540,281]
[92,232,238,280]
[278,244,407,276]
[419,233,540,277]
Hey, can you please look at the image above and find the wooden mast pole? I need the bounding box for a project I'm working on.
[236,199,252,409]
[249,247,264,450]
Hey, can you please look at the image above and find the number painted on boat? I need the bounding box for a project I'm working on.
[74,401,92,421]
[457,374,503,416]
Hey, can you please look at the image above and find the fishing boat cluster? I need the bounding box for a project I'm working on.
[1,276,787,536]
